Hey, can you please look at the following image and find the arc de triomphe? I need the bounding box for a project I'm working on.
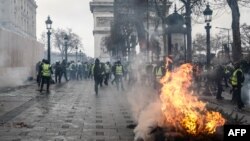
[90,0,114,62]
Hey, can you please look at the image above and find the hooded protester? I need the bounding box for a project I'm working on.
[36,59,45,87]
[59,59,68,82]
[92,58,102,95]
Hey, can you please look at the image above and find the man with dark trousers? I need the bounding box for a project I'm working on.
[40,60,53,93]
[54,61,61,83]
[215,65,224,100]
[93,58,102,95]
[231,62,245,111]
[59,59,68,82]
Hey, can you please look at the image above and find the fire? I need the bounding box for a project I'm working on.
[159,61,225,135]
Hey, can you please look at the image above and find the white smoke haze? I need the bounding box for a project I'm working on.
[125,56,166,141]
[0,67,31,88]
[242,74,250,105]
[126,84,165,141]
[0,49,7,67]
[0,27,44,88]
[0,50,28,87]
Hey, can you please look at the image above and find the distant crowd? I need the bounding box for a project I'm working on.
[35,57,250,111]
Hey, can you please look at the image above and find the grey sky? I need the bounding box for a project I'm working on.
[36,0,94,57]
[36,0,250,58]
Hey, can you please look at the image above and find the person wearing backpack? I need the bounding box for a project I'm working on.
[230,62,245,111]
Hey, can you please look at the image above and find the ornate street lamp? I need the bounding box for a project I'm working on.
[64,34,69,63]
[79,50,82,62]
[203,3,213,68]
[75,46,78,62]
[45,16,52,63]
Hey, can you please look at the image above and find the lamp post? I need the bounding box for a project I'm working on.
[45,16,52,63]
[75,46,78,62]
[79,50,82,62]
[64,34,69,63]
[203,3,213,68]
[215,27,231,59]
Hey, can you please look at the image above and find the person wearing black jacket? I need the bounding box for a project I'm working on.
[215,65,224,100]
[54,61,62,83]
[93,58,102,95]
[59,59,68,82]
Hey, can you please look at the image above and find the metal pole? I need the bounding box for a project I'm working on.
[184,34,187,63]
[65,42,68,63]
[228,30,230,49]
[75,46,78,62]
[47,31,51,64]
[186,0,192,63]
[228,29,231,60]
[147,0,149,62]
[216,27,231,60]
[205,23,211,68]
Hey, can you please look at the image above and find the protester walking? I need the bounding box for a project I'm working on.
[93,58,102,95]
[115,61,124,91]
[59,59,68,82]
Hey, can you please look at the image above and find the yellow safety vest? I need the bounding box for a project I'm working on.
[155,67,163,79]
[231,68,242,86]
[116,65,123,75]
[42,64,51,77]
[105,64,110,73]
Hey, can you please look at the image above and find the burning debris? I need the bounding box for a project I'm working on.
[160,63,225,135]
[133,61,226,141]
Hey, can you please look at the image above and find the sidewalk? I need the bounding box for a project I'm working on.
[0,79,249,141]
[0,80,135,141]
[199,86,250,124]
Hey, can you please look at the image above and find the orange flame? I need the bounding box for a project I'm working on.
[159,59,225,135]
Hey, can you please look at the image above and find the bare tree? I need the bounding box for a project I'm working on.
[38,32,47,45]
[154,0,169,57]
[193,33,226,53]
[178,0,250,62]
[240,23,250,50]
[52,28,83,60]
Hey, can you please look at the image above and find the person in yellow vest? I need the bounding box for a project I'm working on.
[40,60,53,93]
[230,62,245,111]
[115,61,124,91]
[153,61,165,90]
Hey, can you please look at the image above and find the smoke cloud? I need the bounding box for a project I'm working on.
[125,56,165,141]
[126,85,165,141]
[0,67,31,88]
[242,74,250,105]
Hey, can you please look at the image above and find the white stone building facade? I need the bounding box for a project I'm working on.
[90,0,113,62]
[0,0,44,87]
[0,0,37,39]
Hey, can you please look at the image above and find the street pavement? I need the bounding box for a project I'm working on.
[0,80,250,141]
[0,80,135,141]
[199,86,250,124]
